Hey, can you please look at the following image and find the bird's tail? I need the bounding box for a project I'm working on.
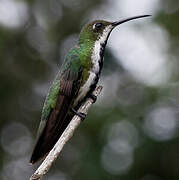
[30,112,73,164]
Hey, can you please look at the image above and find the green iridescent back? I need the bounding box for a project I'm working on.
[37,43,93,137]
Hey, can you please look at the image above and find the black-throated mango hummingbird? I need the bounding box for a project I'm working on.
[30,15,150,164]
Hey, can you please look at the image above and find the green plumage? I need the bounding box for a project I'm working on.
[37,46,84,137]
[37,77,60,137]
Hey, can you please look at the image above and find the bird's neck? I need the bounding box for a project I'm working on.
[77,35,108,74]
[90,35,108,74]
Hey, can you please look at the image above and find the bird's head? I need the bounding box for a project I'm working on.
[79,15,151,45]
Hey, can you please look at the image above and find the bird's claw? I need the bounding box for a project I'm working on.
[71,108,86,120]
[89,94,97,103]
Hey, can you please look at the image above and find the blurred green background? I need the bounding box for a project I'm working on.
[0,0,179,179]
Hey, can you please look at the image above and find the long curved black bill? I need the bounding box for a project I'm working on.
[112,15,151,26]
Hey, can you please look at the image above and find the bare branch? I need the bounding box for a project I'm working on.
[30,86,103,180]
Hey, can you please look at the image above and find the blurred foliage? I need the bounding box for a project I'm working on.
[0,0,179,180]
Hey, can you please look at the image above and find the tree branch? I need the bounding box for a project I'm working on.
[30,86,103,180]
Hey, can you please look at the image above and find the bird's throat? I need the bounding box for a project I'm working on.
[91,25,112,74]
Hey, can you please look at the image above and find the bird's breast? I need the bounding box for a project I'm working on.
[73,70,98,105]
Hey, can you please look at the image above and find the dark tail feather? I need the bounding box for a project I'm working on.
[30,113,73,164]
[30,91,73,164]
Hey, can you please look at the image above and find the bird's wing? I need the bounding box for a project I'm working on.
[30,52,83,164]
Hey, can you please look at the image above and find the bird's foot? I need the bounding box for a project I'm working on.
[71,108,86,120]
[89,94,97,103]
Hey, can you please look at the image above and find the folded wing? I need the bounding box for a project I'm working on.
[30,55,82,164]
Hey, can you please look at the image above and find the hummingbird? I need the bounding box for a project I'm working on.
[30,15,150,164]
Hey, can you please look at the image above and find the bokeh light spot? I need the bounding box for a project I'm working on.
[0,122,32,156]
[143,106,178,141]
[0,0,28,28]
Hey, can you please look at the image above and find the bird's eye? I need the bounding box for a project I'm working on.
[93,23,102,30]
